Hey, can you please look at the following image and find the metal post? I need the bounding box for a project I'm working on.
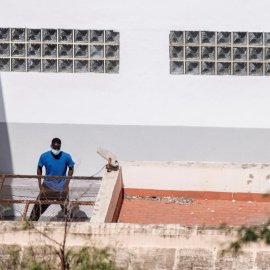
[21,201,30,221]
[0,174,6,193]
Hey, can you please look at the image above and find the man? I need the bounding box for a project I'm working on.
[29,138,75,221]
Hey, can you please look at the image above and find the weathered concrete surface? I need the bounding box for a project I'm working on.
[91,168,122,223]
[0,222,270,269]
[121,161,270,194]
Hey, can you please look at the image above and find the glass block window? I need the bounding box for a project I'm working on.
[0,28,119,73]
[170,30,270,76]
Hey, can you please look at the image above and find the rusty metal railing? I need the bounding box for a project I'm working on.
[0,174,102,191]
[0,174,102,180]
[0,174,102,221]
[0,199,95,221]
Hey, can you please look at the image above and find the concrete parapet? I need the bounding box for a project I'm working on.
[0,222,269,269]
[120,161,270,193]
[91,168,123,223]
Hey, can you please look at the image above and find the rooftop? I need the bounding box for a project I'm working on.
[119,193,270,226]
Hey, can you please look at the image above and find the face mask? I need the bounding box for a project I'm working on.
[51,149,61,155]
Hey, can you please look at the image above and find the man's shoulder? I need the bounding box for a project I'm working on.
[61,152,71,158]
[40,151,51,158]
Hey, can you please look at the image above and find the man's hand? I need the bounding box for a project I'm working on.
[64,166,74,192]
[37,165,43,191]
[63,182,69,192]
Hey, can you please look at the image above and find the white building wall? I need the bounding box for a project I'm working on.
[1,0,270,175]
[0,0,269,128]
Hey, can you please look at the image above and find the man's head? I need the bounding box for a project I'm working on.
[51,138,61,155]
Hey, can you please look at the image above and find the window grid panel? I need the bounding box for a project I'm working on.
[263,33,266,75]
[199,31,201,75]
[183,31,186,75]
[25,28,28,72]
[231,32,233,75]
[72,29,75,73]
[170,30,270,75]
[0,28,119,74]
[9,28,11,72]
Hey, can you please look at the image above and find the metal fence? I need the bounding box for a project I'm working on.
[0,174,102,222]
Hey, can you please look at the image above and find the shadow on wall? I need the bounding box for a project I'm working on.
[0,75,13,174]
[0,74,14,218]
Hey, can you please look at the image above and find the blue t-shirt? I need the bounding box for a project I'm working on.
[38,151,75,191]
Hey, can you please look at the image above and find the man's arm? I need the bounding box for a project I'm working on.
[37,165,42,190]
[64,166,74,190]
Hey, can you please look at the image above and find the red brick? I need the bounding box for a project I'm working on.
[119,192,270,226]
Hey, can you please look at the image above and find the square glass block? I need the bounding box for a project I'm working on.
[0,58,10,71]
[265,33,270,45]
[249,47,263,61]
[249,32,263,45]
[105,45,119,58]
[74,30,88,43]
[90,45,104,58]
[217,62,231,75]
[11,43,25,56]
[0,43,10,56]
[217,32,231,45]
[105,30,119,43]
[27,44,41,57]
[265,63,270,75]
[217,47,231,60]
[27,59,41,72]
[75,60,88,72]
[201,31,215,44]
[58,29,73,43]
[185,46,199,59]
[59,44,73,58]
[265,48,270,60]
[169,46,183,59]
[27,29,41,41]
[90,30,104,43]
[169,31,183,45]
[43,29,57,42]
[43,44,57,58]
[42,59,57,72]
[249,63,263,76]
[185,31,199,44]
[185,61,199,75]
[74,45,88,58]
[170,61,184,74]
[233,47,246,60]
[11,58,26,72]
[58,60,73,73]
[0,28,9,41]
[90,60,104,73]
[11,28,25,41]
[201,62,215,75]
[105,60,119,73]
[201,46,215,60]
[233,62,246,75]
[233,32,247,45]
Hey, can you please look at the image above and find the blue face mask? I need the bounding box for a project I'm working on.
[51,149,61,155]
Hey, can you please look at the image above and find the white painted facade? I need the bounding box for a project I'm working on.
[1,0,270,174]
[1,0,270,128]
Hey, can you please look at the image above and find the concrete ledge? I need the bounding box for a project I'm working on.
[120,161,270,193]
[0,221,253,248]
[91,168,122,223]
[0,221,269,269]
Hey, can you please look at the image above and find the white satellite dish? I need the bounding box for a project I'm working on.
[97,147,119,171]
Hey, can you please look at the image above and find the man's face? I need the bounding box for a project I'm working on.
[51,143,61,151]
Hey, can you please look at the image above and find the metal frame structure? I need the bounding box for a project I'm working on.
[0,174,102,221]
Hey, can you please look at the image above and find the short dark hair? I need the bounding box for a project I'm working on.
[51,138,61,145]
